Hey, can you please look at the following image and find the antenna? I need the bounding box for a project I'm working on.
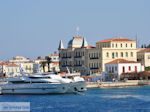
[76,26,79,36]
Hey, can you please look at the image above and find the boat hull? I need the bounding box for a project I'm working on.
[1,81,86,94]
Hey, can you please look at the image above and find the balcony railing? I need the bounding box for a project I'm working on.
[74,65,82,67]
[89,57,99,60]
[74,56,82,58]
[90,67,99,70]
[61,56,71,59]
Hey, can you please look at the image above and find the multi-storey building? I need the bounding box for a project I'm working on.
[59,36,137,75]
[0,62,20,77]
[8,55,34,74]
[34,54,60,73]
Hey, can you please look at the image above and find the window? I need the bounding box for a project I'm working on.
[135,66,137,72]
[115,66,117,71]
[116,44,117,48]
[106,52,109,57]
[131,44,133,48]
[112,44,114,48]
[126,44,128,47]
[112,67,114,73]
[112,52,114,59]
[116,52,118,57]
[131,52,133,57]
[11,68,13,72]
[121,52,123,57]
[148,55,150,59]
[122,66,125,73]
[126,52,128,57]
[121,43,123,47]
[129,66,131,71]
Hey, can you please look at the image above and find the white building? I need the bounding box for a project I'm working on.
[137,48,150,67]
[104,59,145,81]
[8,55,34,74]
[46,53,59,62]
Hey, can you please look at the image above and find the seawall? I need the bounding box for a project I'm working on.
[87,80,150,88]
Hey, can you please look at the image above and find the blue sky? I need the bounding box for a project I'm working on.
[0,0,150,61]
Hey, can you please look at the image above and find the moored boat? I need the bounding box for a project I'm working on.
[0,69,86,94]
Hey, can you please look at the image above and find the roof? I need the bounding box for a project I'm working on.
[92,72,102,75]
[46,54,58,57]
[59,72,68,75]
[51,61,59,64]
[138,48,150,53]
[0,62,18,67]
[97,38,134,43]
[87,46,95,49]
[68,36,88,48]
[106,59,138,64]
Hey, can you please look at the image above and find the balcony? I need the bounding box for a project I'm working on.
[74,56,82,58]
[89,57,99,60]
[61,56,71,59]
[90,67,99,70]
[74,65,82,67]
[61,65,72,67]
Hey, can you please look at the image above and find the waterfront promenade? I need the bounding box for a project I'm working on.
[86,80,150,88]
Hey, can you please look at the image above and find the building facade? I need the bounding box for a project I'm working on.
[59,37,137,75]
[0,62,20,77]
[8,55,34,74]
[104,59,144,81]
[137,48,150,67]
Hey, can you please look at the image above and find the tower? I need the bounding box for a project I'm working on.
[81,38,88,48]
[58,40,64,50]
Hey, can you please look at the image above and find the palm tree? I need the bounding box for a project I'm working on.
[45,57,52,72]
[41,61,47,73]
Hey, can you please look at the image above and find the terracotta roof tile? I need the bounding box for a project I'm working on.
[0,62,18,66]
[46,54,58,57]
[87,46,95,49]
[138,48,150,53]
[97,38,134,43]
[106,59,138,64]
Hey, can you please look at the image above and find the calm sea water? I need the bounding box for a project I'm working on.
[1,86,150,112]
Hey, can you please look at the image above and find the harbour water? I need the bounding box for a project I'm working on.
[0,86,150,112]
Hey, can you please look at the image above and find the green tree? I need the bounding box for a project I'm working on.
[41,61,47,72]
[45,57,52,72]
[37,56,42,59]
[141,45,144,48]
[147,44,150,48]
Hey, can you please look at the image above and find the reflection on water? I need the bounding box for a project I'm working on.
[0,86,150,112]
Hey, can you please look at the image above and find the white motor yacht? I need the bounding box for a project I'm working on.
[0,69,86,94]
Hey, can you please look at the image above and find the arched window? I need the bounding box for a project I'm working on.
[121,43,123,47]
[131,52,133,57]
[126,52,128,57]
[116,52,118,57]
[112,52,114,59]
[121,52,123,57]
[116,44,117,48]
[112,44,114,48]
[106,52,109,57]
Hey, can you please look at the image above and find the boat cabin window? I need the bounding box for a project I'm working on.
[29,77,51,79]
